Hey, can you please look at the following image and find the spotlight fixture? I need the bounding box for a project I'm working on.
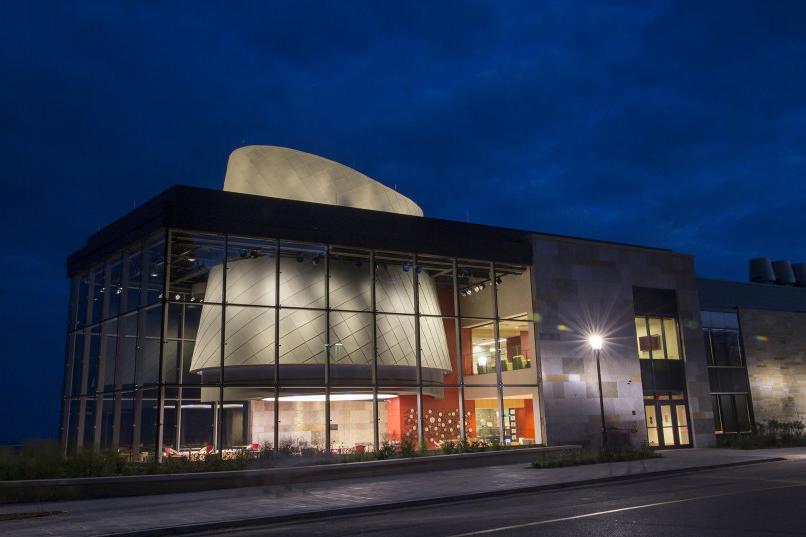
[188,257,196,263]
[473,284,482,292]
[174,294,181,301]
[295,254,304,263]
[495,277,503,285]
[479,282,486,290]
[312,255,322,266]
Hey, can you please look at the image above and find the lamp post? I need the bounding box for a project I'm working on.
[589,335,607,448]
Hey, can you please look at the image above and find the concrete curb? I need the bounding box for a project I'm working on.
[97,456,785,537]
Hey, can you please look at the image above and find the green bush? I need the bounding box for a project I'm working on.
[531,447,659,469]
[716,419,806,449]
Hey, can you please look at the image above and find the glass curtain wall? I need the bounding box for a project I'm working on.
[62,229,542,460]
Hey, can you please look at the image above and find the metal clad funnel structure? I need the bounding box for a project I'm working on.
[749,258,775,283]
[772,260,796,286]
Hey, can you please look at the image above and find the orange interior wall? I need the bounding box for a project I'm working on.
[513,402,535,440]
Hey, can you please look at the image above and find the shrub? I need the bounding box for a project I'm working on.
[531,447,659,469]
[717,419,806,449]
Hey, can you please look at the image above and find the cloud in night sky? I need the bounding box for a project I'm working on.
[1,1,805,443]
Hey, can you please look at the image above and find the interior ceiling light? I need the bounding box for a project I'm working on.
[188,257,196,263]
[262,393,397,402]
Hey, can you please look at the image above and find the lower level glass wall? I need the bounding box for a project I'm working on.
[62,231,542,460]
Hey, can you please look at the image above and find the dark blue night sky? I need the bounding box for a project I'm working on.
[1,1,805,444]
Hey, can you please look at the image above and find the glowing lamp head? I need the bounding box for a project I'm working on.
[589,334,604,351]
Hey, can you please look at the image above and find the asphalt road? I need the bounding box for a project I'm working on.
[189,459,806,537]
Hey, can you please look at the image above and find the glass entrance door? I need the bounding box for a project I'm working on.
[644,396,691,448]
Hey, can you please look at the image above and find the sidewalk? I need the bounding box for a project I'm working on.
[0,448,798,537]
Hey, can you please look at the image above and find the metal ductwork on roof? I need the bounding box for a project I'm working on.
[792,263,806,287]
[749,258,775,283]
[772,260,796,286]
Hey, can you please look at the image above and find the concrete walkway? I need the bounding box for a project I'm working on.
[0,448,799,537]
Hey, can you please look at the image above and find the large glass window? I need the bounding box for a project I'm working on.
[64,230,540,459]
[634,315,680,360]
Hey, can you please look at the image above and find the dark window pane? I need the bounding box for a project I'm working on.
[711,329,742,366]
[735,394,752,432]
[719,394,738,433]
[703,329,713,365]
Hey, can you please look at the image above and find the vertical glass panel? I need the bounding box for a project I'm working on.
[329,248,371,312]
[712,330,743,366]
[461,320,497,380]
[144,236,165,305]
[735,394,752,432]
[703,329,714,365]
[660,405,674,446]
[184,304,222,385]
[83,399,97,448]
[279,241,327,309]
[712,395,723,433]
[71,333,86,396]
[678,426,690,445]
[675,405,688,427]
[226,236,278,307]
[422,386,463,449]
[162,398,179,453]
[169,231,225,304]
[118,312,138,390]
[118,393,135,457]
[101,320,118,392]
[90,264,105,325]
[123,245,143,313]
[137,390,159,459]
[136,305,162,386]
[106,257,123,319]
[224,306,276,385]
[278,390,326,452]
[279,308,326,385]
[499,319,535,383]
[162,340,180,385]
[86,326,101,395]
[647,317,665,359]
[494,264,532,320]
[457,261,494,318]
[375,252,415,314]
[421,317,459,385]
[67,400,80,453]
[663,318,680,359]
[417,255,455,317]
[237,387,276,450]
[635,317,650,359]
[464,385,500,443]
[379,390,419,447]
[76,272,90,329]
[645,404,659,447]
[329,389,376,453]
[99,395,115,450]
[376,313,418,385]
[179,394,215,453]
[330,311,373,385]
[222,402,248,449]
[503,386,540,446]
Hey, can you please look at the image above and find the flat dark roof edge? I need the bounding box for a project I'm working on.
[67,185,679,275]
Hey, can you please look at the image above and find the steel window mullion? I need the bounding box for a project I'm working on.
[218,234,228,452]
[273,239,280,453]
[371,251,379,452]
[453,259,466,442]
[325,250,331,452]
[492,262,505,444]
[155,229,170,461]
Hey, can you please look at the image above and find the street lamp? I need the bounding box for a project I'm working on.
[589,334,607,448]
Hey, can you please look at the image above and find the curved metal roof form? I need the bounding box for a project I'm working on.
[224,145,424,217]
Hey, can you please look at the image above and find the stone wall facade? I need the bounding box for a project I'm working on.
[532,236,714,448]
[740,308,806,423]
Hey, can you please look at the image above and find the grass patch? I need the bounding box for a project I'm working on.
[531,447,660,469]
